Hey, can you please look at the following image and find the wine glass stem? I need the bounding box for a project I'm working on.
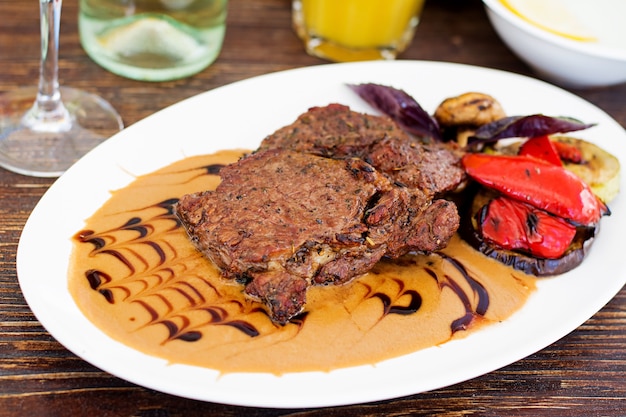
[24,0,71,131]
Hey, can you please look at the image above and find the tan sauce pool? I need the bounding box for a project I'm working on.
[68,150,536,374]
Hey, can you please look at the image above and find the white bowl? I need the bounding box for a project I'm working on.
[482,0,626,88]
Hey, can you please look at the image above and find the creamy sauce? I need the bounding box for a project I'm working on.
[68,150,536,375]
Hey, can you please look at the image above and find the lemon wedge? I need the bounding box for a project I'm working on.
[98,16,201,60]
[500,0,597,42]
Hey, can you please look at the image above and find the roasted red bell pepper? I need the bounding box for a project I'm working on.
[552,140,584,164]
[478,196,577,259]
[462,153,609,225]
[518,135,562,166]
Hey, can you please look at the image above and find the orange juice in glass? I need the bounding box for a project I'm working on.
[292,0,425,62]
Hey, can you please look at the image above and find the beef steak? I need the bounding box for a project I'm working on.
[175,149,459,324]
[259,103,466,196]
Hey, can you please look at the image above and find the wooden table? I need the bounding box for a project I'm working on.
[1,0,625,415]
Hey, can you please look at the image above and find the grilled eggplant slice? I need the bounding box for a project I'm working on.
[459,187,598,277]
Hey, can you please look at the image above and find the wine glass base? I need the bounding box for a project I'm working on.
[0,86,123,177]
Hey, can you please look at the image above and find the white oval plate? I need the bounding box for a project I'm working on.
[17,61,626,409]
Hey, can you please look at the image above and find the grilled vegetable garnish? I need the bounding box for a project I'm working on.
[434,92,506,146]
[494,135,620,203]
[551,136,620,203]
[435,92,506,127]
[460,152,610,276]
[478,196,577,259]
[462,153,609,226]
[518,135,563,166]
[460,187,598,277]
[349,85,620,276]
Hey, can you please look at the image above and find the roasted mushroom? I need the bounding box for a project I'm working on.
[434,92,506,146]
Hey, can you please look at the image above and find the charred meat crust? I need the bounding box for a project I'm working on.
[259,103,466,196]
[175,149,459,324]
[176,104,464,324]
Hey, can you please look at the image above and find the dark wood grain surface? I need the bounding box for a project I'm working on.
[1,0,625,415]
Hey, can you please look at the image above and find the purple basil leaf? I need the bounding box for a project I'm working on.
[469,114,595,144]
[348,83,443,142]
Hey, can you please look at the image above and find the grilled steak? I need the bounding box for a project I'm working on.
[259,103,466,196]
[175,149,459,324]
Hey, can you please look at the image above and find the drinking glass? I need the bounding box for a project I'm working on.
[0,0,123,178]
[293,0,426,62]
[79,0,228,82]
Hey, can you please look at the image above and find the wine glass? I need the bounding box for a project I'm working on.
[0,0,123,178]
